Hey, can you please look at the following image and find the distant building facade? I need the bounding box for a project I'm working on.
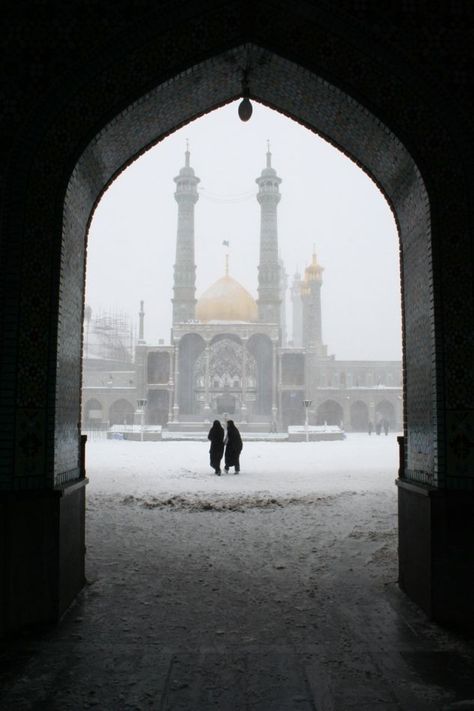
[82,148,402,432]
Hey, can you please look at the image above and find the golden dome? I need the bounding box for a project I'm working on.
[304,252,324,282]
[196,275,258,323]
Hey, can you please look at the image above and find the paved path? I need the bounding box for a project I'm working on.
[1,490,474,710]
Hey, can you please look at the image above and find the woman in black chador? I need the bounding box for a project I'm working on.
[208,420,225,475]
[224,420,243,474]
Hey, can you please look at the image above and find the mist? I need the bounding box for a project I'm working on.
[85,100,401,361]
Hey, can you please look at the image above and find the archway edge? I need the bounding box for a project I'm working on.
[5,8,472,494]
[1,0,473,637]
[62,44,436,487]
[68,42,426,235]
[6,1,465,192]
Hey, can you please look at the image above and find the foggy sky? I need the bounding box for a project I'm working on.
[85,100,401,361]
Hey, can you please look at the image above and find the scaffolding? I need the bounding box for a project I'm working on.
[84,307,136,363]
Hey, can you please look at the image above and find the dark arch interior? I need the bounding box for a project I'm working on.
[3,7,472,643]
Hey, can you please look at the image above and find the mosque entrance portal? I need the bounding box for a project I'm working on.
[4,5,472,637]
[216,395,236,415]
[59,46,436,630]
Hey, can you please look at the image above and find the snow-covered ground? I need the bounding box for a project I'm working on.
[4,433,469,709]
[86,433,400,509]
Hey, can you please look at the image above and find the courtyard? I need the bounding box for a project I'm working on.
[2,435,474,709]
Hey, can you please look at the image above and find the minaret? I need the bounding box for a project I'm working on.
[135,300,147,407]
[291,271,303,347]
[256,142,282,325]
[279,258,288,345]
[138,300,145,344]
[301,251,325,352]
[172,143,200,324]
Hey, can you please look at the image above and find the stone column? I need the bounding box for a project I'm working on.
[277,351,283,430]
[168,350,174,423]
[241,338,248,423]
[343,396,351,432]
[271,339,278,423]
[369,399,376,431]
[172,341,180,422]
[203,341,211,422]
[138,300,145,343]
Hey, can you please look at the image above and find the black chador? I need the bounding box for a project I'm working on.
[224,420,243,474]
[208,420,225,475]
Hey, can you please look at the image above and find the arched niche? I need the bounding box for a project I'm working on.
[210,334,242,346]
[177,334,206,415]
[15,45,436,485]
[83,398,103,428]
[109,399,135,426]
[317,400,344,427]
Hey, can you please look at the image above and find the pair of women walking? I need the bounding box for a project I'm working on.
[208,419,242,475]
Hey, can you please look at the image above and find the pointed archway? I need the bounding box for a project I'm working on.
[1,4,472,635]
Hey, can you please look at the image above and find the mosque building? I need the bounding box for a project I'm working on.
[82,147,402,434]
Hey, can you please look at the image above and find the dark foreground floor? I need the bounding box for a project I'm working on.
[1,489,474,710]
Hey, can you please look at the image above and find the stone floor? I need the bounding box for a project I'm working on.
[1,490,474,710]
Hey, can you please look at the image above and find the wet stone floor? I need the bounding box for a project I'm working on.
[1,489,474,710]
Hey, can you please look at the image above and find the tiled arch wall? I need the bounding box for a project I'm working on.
[62,47,433,486]
[1,4,472,493]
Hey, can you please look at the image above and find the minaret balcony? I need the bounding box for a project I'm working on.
[257,192,281,205]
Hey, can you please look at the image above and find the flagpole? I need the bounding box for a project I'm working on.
[222,240,230,275]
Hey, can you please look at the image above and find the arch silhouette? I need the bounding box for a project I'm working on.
[109,399,135,426]
[177,333,206,415]
[57,46,435,484]
[10,42,437,485]
[3,5,472,632]
[83,398,103,427]
[317,399,344,427]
